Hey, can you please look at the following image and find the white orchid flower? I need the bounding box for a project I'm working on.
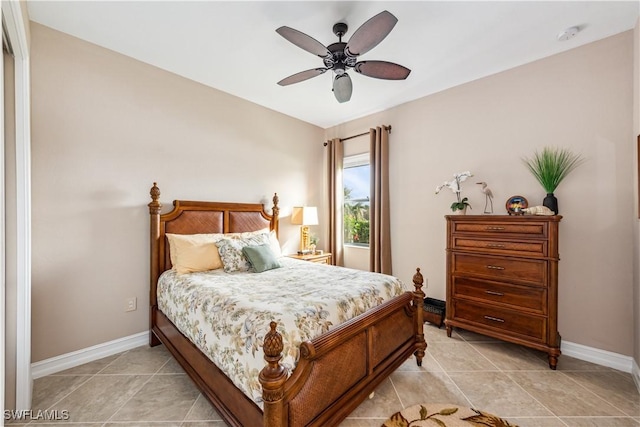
[454,171,473,182]
[435,182,448,194]
[435,171,474,211]
[446,180,460,193]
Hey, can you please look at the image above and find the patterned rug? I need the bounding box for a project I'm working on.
[383,403,518,427]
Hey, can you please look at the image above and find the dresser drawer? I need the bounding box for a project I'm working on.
[452,299,546,342]
[452,253,547,286]
[452,277,547,314]
[451,236,547,257]
[452,221,547,237]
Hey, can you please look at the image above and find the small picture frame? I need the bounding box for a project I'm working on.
[506,195,528,215]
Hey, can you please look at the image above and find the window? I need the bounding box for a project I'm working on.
[343,153,370,247]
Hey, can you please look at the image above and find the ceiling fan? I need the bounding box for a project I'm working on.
[276,10,411,103]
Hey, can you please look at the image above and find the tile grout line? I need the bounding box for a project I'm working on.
[103,354,173,424]
[452,332,638,425]
[34,349,132,426]
[454,333,570,425]
[501,370,570,426]
[28,373,97,423]
[388,375,405,410]
[444,331,498,409]
[30,346,132,421]
[95,350,130,427]
[427,343,475,408]
[557,370,635,417]
[181,388,202,423]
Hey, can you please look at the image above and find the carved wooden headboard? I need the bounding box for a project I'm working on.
[148,183,279,307]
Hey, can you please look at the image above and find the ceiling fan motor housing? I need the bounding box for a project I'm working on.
[325,42,355,74]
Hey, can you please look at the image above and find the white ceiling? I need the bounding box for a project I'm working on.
[27,1,639,129]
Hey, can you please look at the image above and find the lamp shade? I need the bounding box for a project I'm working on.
[291,206,318,226]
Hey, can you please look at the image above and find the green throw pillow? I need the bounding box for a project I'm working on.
[242,244,282,273]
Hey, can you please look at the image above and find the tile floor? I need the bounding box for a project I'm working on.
[11,325,640,426]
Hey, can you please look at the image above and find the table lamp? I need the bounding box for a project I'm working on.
[291,206,318,254]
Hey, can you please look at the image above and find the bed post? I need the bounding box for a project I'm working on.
[271,193,279,236]
[259,321,288,427]
[412,268,427,366]
[148,183,162,347]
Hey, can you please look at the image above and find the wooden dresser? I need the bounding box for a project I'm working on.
[445,215,562,369]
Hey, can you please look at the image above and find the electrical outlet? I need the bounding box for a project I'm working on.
[125,297,137,312]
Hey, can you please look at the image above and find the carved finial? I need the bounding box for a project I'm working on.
[263,321,284,358]
[148,183,162,214]
[150,182,160,201]
[259,321,288,404]
[413,267,424,292]
[272,193,280,218]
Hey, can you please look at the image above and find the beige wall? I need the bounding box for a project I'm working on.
[327,31,635,356]
[29,22,324,361]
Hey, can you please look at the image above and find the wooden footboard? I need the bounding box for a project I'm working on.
[261,269,426,427]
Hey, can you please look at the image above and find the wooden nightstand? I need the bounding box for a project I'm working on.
[287,253,332,264]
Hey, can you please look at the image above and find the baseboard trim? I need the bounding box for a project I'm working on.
[632,358,640,394]
[31,331,148,379]
[561,340,633,373]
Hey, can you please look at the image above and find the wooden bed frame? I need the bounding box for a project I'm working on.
[148,183,426,427]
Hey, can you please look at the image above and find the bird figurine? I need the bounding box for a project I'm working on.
[476,182,494,214]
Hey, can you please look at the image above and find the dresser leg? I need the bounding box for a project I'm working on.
[548,355,558,370]
[446,325,452,338]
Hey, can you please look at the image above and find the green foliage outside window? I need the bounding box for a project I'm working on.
[344,187,370,245]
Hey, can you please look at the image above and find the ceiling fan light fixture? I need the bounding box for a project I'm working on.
[333,73,352,103]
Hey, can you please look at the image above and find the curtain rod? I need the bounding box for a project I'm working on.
[323,125,391,146]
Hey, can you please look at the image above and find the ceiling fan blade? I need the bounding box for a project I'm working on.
[276,26,331,58]
[333,73,352,103]
[344,10,397,58]
[278,68,328,86]
[354,61,411,80]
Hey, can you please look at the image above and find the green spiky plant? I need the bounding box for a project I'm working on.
[522,147,585,194]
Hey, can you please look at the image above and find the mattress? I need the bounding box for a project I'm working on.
[157,257,406,405]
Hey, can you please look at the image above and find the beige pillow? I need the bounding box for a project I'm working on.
[166,233,223,274]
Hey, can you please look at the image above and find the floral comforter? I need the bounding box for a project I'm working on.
[157,257,406,406]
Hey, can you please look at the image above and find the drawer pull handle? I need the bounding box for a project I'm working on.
[486,244,505,248]
[486,226,505,231]
[486,265,505,270]
[485,290,504,296]
[484,315,505,323]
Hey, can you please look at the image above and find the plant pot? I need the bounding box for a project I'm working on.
[543,193,558,215]
[453,206,468,215]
